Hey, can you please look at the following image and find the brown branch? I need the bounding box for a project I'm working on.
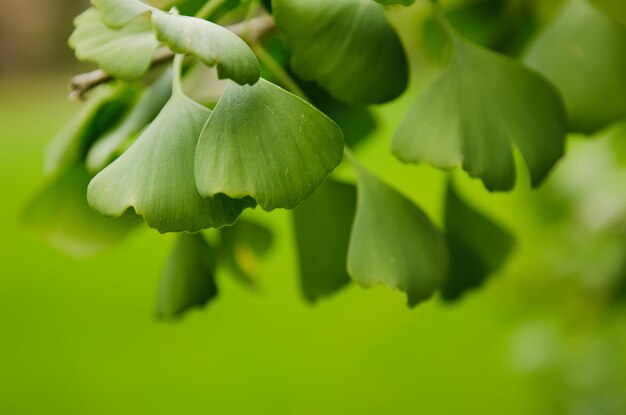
[69,14,276,100]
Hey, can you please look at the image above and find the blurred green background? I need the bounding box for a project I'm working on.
[1,1,626,414]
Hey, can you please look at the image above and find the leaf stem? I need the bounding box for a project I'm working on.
[251,42,310,102]
[195,0,229,20]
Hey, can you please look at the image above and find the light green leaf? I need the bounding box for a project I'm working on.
[219,219,273,286]
[91,0,152,27]
[69,8,158,79]
[86,67,173,174]
[44,84,135,177]
[442,182,515,301]
[23,164,138,258]
[347,159,448,307]
[195,78,344,211]
[155,233,218,320]
[525,0,626,133]
[92,0,260,85]
[151,11,260,86]
[88,56,254,233]
[392,23,566,191]
[273,0,408,104]
[293,179,355,303]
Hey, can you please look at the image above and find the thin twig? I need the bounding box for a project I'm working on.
[69,14,276,100]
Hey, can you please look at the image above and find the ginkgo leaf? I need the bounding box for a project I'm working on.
[155,233,218,320]
[273,0,408,104]
[392,17,566,191]
[92,0,260,85]
[88,56,254,233]
[293,179,355,303]
[44,84,136,177]
[525,0,626,133]
[219,219,273,286]
[195,78,344,211]
[23,164,139,258]
[91,0,152,27]
[69,8,158,79]
[347,158,448,307]
[86,67,173,174]
[442,182,515,301]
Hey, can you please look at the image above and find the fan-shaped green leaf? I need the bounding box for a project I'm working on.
[155,233,218,320]
[86,67,173,174]
[88,57,254,233]
[70,8,158,79]
[392,22,566,191]
[273,0,408,104]
[525,0,626,133]
[293,179,355,303]
[195,78,344,211]
[219,219,273,286]
[23,164,139,258]
[442,182,515,301]
[92,0,260,85]
[44,84,135,177]
[347,159,448,307]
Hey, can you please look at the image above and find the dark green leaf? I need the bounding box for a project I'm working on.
[392,21,566,191]
[219,219,273,286]
[69,8,158,79]
[195,78,344,211]
[525,0,626,133]
[293,179,356,303]
[155,233,218,320]
[442,182,515,301]
[299,80,377,148]
[347,158,448,307]
[86,67,173,174]
[88,56,254,233]
[23,164,138,258]
[44,84,135,176]
[273,0,408,104]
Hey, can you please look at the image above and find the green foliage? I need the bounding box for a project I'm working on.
[194,78,344,210]
[347,157,448,307]
[525,0,626,133]
[155,233,218,319]
[293,180,356,302]
[86,67,173,173]
[29,0,626,318]
[393,16,566,191]
[23,164,139,258]
[70,8,158,80]
[92,0,260,85]
[273,0,408,104]
[442,183,515,300]
[87,57,254,233]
